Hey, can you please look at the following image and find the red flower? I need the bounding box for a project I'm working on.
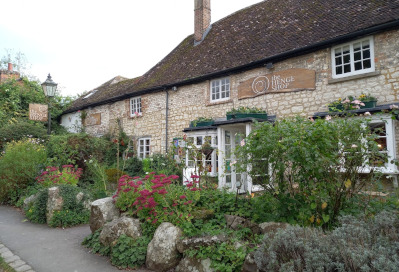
[179,195,186,199]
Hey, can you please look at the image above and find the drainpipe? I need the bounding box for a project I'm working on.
[165,89,169,154]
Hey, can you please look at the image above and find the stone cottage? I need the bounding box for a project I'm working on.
[61,0,399,191]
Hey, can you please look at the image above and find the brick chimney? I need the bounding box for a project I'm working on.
[8,63,13,72]
[194,0,211,43]
[0,63,20,83]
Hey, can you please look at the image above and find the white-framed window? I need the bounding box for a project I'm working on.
[331,36,375,78]
[138,137,150,159]
[210,77,230,102]
[366,117,396,173]
[130,97,142,117]
[184,131,218,180]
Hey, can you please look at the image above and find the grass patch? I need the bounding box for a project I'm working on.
[0,255,16,272]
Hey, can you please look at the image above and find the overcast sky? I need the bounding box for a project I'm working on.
[0,0,263,97]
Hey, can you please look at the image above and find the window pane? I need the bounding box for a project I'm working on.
[354,61,362,71]
[363,49,370,59]
[344,64,351,73]
[363,59,371,69]
[353,42,361,52]
[362,40,370,49]
[335,57,342,65]
[225,175,232,187]
[146,139,150,145]
[336,66,343,75]
[212,94,216,100]
[343,54,350,64]
[226,90,230,98]
[197,136,203,146]
[335,48,342,57]
[221,92,225,99]
[354,51,361,61]
[343,46,350,54]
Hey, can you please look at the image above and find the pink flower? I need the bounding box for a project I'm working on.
[179,195,187,199]
[191,175,200,179]
[240,139,245,146]
[325,115,332,121]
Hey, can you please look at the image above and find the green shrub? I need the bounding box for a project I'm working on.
[48,185,90,227]
[105,168,127,184]
[0,121,47,150]
[142,154,184,182]
[236,116,386,227]
[36,165,82,187]
[24,188,48,224]
[82,228,111,256]
[46,134,112,184]
[110,235,151,269]
[254,211,399,271]
[122,157,143,177]
[0,138,47,204]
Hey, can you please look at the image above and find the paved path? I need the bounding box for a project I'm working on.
[0,205,149,272]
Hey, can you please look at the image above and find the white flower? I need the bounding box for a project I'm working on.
[364,111,371,116]
[390,104,399,109]
[240,139,245,147]
[325,115,332,121]
[230,160,237,166]
[351,144,358,148]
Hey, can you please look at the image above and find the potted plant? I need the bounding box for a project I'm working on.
[328,94,378,112]
[226,106,268,120]
[200,141,214,156]
[358,93,377,109]
[190,117,214,127]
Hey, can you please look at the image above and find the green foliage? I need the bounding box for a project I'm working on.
[105,168,127,184]
[0,255,16,272]
[227,106,266,115]
[48,185,90,227]
[0,121,47,150]
[254,211,399,271]
[143,154,184,181]
[24,188,48,224]
[82,228,111,256]
[110,235,151,269]
[84,159,111,199]
[0,138,47,204]
[236,116,385,227]
[122,157,144,177]
[114,173,200,230]
[36,165,82,187]
[46,133,112,185]
[0,78,73,133]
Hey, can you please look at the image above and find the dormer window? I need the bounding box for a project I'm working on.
[331,37,375,78]
[130,97,142,117]
[210,77,230,102]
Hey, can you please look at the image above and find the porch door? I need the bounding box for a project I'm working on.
[224,129,246,193]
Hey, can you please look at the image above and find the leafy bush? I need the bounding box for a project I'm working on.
[46,133,112,184]
[36,165,82,187]
[0,138,47,204]
[236,116,385,227]
[24,188,48,224]
[254,211,399,271]
[25,184,90,227]
[110,235,151,269]
[105,168,127,184]
[48,185,90,227]
[227,106,266,115]
[0,121,47,150]
[114,173,200,231]
[142,154,183,182]
[82,228,111,256]
[122,157,143,177]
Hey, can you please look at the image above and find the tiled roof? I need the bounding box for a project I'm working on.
[66,76,137,112]
[65,0,399,113]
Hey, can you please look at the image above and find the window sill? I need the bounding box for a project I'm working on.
[207,99,232,107]
[328,71,380,84]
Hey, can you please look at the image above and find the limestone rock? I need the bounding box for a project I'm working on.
[225,215,261,234]
[46,187,63,223]
[76,192,91,210]
[89,197,120,233]
[242,251,259,272]
[23,193,38,210]
[146,222,183,272]
[175,257,214,272]
[99,217,141,247]
[176,234,228,253]
[259,222,289,235]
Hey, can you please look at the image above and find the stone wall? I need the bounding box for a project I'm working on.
[77,29,399,156]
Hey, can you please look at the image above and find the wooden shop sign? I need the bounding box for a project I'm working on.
[238,68,316,99]
[85,113,101,126]
[29,103,48,122]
